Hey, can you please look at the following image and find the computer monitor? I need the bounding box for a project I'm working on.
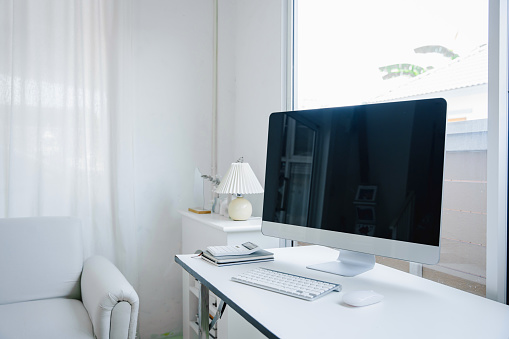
[262,98,447,276]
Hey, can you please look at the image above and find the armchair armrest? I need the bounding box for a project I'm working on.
[81,256,139,339]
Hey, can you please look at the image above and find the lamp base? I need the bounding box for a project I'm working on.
[228,197,252,221]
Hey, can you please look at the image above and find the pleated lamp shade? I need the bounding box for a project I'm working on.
[215,162,263,221]
[215,162,264,195]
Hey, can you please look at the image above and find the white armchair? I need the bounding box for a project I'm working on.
[0,217,139,339]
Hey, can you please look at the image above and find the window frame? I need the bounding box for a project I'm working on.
[486,0,508,303]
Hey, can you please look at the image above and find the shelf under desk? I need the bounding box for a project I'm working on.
[175,245,509,339]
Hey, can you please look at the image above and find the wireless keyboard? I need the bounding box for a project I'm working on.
[231,267,342,301]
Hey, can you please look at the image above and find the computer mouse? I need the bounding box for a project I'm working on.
[342,290,384,307]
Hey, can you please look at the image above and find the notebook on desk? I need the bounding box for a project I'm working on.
[201,249,274,266]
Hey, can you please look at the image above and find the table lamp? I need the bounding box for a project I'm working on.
[215,158,264,221]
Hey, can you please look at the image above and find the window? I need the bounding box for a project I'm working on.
[292,0,491,296]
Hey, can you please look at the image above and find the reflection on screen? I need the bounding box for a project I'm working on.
[263,100,446,247]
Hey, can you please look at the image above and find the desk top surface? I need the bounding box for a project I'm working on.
[175,245,509,339]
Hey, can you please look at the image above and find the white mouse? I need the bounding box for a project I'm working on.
[342,290,384,307]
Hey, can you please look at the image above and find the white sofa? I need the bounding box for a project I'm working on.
[0,217,139,339]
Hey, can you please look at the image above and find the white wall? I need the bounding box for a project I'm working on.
[132,0,214,337]
[217,0,284,216]
[131,0,283,337]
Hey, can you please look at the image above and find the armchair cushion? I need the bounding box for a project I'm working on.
[0,298,94,339]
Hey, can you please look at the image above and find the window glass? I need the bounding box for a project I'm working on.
[295,0,488,296]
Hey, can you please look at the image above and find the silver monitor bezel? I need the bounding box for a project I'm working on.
[261,220,441,265]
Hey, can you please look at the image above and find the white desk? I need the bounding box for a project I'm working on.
[176,245,509,339]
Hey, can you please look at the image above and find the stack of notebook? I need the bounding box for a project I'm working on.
[201,249,274,266]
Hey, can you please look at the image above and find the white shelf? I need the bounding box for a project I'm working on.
[190,321,199,335]
[179,210,263,233]
[190,320,217,339]
[189,286,199,298]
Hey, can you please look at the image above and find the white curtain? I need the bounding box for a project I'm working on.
[0,0,138,286]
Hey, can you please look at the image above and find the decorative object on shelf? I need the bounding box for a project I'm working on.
[189,168,211,214]
[215,157,264,221]
[201,174,221,187]
[188,207,211,214]
[219,196,230,217]
[202,174,221,213]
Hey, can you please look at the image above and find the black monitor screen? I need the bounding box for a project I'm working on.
[263,99,447,247]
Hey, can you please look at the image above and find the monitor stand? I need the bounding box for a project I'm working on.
[307,249,375,277]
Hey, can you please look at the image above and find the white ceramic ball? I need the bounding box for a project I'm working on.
[228,197,252,221]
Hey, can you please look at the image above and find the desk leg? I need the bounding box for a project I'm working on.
[198,283,210,339]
